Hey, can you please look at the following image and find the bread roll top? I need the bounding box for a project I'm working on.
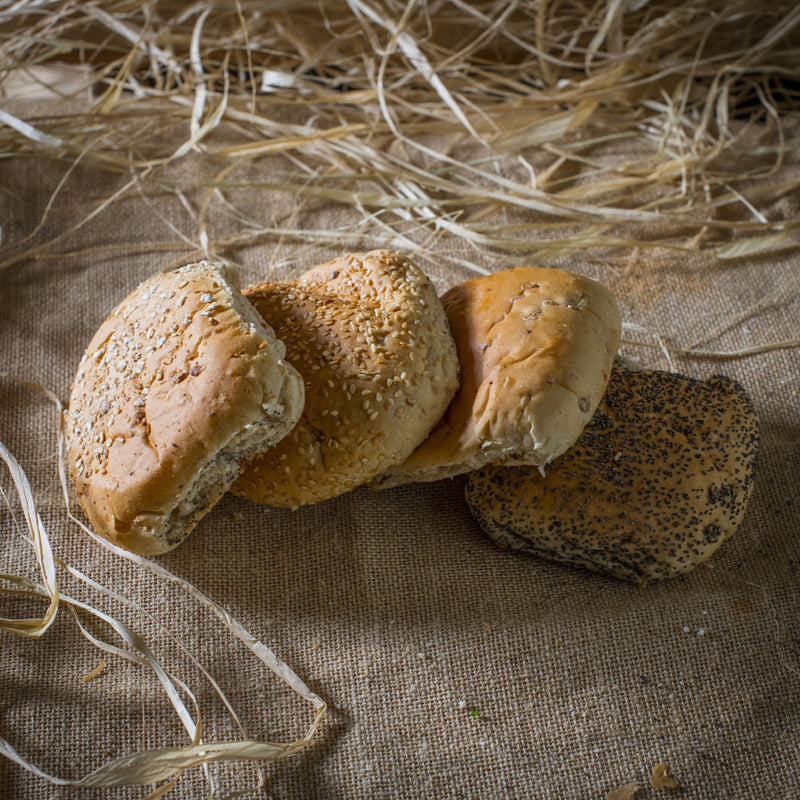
[375,266,622,487]
[67,261,304,554]
[235,250,459,507]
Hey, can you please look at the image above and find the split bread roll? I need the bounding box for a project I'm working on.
[67,262,304,555]
[464,364,760,584]
[373,267,621,489]
[234,250,459,508]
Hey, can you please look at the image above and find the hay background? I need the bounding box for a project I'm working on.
[1,2,800,798]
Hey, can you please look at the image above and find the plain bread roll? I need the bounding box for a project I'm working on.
[373,266,621,488]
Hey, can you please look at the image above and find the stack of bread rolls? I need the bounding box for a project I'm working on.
[67,251,759,583]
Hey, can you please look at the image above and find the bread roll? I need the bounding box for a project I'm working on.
[373,267,621,488]
[465,364,760,584]
[234,250,459,507]
[67,262,304,555]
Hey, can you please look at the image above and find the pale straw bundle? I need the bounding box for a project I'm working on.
[1,0,798,271]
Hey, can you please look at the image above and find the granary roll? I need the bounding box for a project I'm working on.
[373,267,622,488]
[234,250,459,508]
[67,262,304,555]
[464,363,760,584]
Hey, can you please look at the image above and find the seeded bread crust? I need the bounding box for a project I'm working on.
[234,250,459,508]
[67,261,304,555]
[373,267,621,488]
[464,365,760,584]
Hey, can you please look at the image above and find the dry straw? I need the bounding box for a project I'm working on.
[0,376,325,797]
[0,0,798,271]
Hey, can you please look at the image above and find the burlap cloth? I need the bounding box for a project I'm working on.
[1,110,799,800]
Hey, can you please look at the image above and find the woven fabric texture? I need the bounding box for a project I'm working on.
[1,118,799,800]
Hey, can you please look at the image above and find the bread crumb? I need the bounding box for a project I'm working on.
[650,763,679,790]
[606,783,638,800]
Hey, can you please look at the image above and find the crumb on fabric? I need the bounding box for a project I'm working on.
[606,782,638,800]
[651,762,680,790]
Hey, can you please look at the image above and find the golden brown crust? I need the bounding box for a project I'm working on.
[465,365,760,584]
[233,250,459,507]
[67,261,304,554]
[374,267,621,488]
